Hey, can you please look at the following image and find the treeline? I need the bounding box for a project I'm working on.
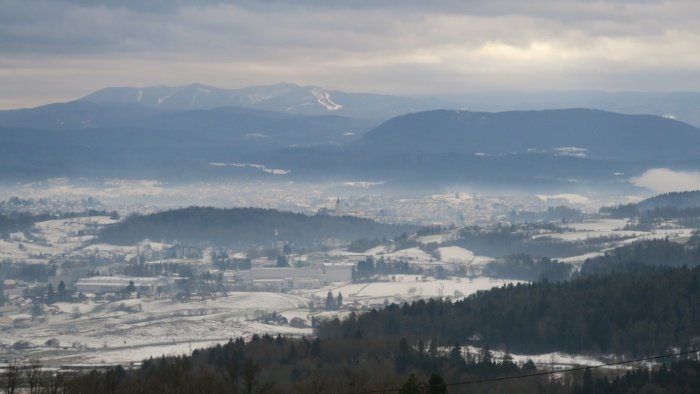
[0,212,53,235]
[453,224,615,258]
[579,237,700,277]
[0,210,118,238]
[483,254,572,282]
[42,324,700,393]
[600,190,700,220]
[97,207,414,248]
[572,360,700,394]
[319,266,700,356]
[355,257,422,279]
[46,334,565,394]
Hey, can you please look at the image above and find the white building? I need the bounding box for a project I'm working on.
[249,267,323,290]
[244,264,353,291]
[322,263,353,283]
[75,276,174,295]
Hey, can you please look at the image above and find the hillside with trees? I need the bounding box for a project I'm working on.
[35,266,700,393]
[97,206,415,248]
[319,266,700,356]
[579,237,700,277]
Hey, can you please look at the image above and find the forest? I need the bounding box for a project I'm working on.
[453,224,619,258]
[579,237,700,276]
[17,314,700,393]
[483,254,573,282]
[6,261,700,392]
[600,190,700,221]
[96,207,414,248]
[319,266,700,356]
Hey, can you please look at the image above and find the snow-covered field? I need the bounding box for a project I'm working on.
[436,246,474,263]
[0,215,118,263]
[2,277,527,366]
[300,275,523,304]
[4,292,311,366]
[382,247,435,261]
[461,346,657,371]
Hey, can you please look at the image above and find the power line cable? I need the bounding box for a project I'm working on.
[344,348,699,394]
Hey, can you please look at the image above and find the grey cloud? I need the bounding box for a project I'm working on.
[1,0,700,108]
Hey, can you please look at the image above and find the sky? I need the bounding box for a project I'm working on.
[2,0,700,108]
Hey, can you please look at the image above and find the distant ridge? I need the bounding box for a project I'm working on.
[637,190,700,211]
[355,108,700,161]
[80,83,444,120]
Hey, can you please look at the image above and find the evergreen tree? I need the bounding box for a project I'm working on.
[325,290,336,310]
[57,280,66,300]
[125,280,136,294]
[450,341,462,359]
[427,373,447,394]
[399,374,422,394]
[276,255,289,267]
[47,283,55,304]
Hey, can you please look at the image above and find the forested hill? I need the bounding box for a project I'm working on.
[354,108,700,161]
[601,190,700,218]
[97,207,414,247]
[579,238,700,276]
[637,190,700,211]
[319,265,700,356]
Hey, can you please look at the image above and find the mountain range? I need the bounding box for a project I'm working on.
[81,83,444,120]
[2,83,700,190]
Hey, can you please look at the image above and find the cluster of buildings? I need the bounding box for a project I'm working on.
[240,263,353,292]
[55,263,355,297]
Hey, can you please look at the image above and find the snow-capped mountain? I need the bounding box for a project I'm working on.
[80,83,444,120]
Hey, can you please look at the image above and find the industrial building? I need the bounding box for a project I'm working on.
[74,276,174,296]
[242,263,353,291]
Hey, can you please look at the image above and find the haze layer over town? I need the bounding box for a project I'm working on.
[2,1,700,393]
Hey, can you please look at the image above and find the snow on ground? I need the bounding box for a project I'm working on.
[436,246,474,263]
[565,219,629,232]
[534,230,642,242]
[382,247,434,261]
[0,215,121,263]
[80,243,135,254]
[471,256,496,266]
[45,340,231,365]
[364,245,390,255]
[34,216,116,247]
[302,275,523,304]
[462,346,655,371]
[417,232,458,245]
[559,251,605,264]
[0,239,60,261]
[555,227,696,263]
[3,292,312,366]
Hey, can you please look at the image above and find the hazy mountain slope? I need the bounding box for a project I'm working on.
[637,191,700,211]
[80,83,444,120]
[2,103,698,189]
[442,91,700,128]
[0,102,375,180]
[0,101,374,141]
[97,206,415,247]
[355,109,700,161]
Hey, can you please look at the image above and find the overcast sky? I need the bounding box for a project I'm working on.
[2,0,700,108]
